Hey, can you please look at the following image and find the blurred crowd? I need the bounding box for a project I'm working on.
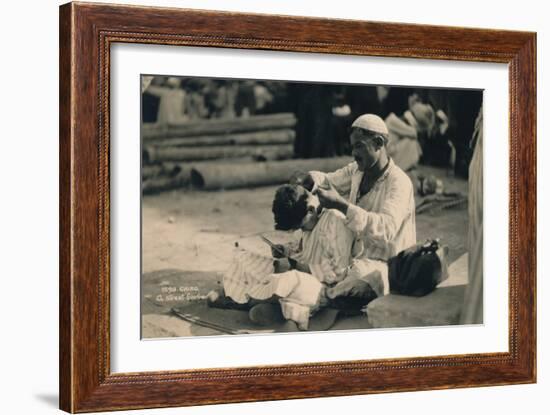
[142,76,482,178]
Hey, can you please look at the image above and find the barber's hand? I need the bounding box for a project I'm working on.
[313,185,349,213]
[290,172,315,191]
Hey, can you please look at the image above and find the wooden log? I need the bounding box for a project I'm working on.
[142,170,191,194]
[142,165,164,180]
[190,157,353,190]
[141,122,167,140]
[388,138,422,172]
[141,164,180,180]
[142,159,262,193]
[150,129,295,147]
[144,144,294,163]
[142,113,296,140]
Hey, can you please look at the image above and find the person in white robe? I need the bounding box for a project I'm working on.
[213,183,367,330]
[303,114,417,309]
[221,206,357,330]
[210,114,418,324]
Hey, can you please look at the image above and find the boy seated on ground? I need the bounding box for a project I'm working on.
[207,183,450,331]
[207,183,359,330]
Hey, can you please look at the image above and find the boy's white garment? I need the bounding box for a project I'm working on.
[278,271,325,330]
[221,188,407,327]
[222,250,324,330]
[295,209,354,285]
[222,250,276,304]
[224,209,356,303]
[222,209,356,329]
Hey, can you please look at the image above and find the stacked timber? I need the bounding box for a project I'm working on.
[142,113,298,193]
[141,113,351,193]
[141,163,191,194]
[142,113,297,140]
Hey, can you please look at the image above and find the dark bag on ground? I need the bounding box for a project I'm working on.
[388,239,449,297]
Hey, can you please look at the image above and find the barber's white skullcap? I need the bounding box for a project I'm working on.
[351,113,389,135]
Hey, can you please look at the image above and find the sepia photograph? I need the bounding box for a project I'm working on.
[140,75,483,339]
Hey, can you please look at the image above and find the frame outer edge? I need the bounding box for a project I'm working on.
[60,2,537,412]
[508,32,537,383]
[531,33,537,383]
[59,2,75,413]
[72,2,103,412]
[518,32,537,382]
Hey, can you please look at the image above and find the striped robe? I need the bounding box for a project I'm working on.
[222,209,355,329]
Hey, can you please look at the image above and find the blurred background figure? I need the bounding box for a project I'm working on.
[142,76,481,177]
[330,88,353,156]
[205,79,238,119]
[385,101,435,171]
[460,106,483,324]
[141,75,154,93]
[144,76,189,125]
[183,78,210,120]
[420,108,456,171]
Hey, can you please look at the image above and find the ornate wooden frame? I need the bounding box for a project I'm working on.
[59,2,536,412]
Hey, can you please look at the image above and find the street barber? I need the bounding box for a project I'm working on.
[302,114,417,313]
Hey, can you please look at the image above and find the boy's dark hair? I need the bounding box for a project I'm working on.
[272,184,308,231]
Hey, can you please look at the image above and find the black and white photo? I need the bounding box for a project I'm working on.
[140,75,483,338]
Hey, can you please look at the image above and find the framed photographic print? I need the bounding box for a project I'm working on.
[59,2,536,412]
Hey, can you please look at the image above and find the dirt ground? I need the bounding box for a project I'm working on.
[141,163,469,338]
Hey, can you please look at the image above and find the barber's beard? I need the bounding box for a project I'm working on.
[355,152,378,171]
[366,158,378,170]
[359,157,378,172]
